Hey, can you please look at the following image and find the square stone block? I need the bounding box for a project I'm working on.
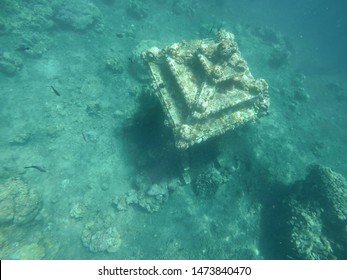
[142,30,269,149]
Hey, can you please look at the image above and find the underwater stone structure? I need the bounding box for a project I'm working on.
[142,30,269,149]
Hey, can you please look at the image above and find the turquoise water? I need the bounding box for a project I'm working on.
[0,0,346,260]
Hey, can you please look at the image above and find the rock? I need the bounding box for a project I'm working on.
[147,183,168,200]
[127,0,148,20]
[105,53,124,74]
[81,219,121,253]
[112,194,130,211]
[284,165,347,259]
[268,45,290,68]
[113,178,177,213]
[192,168,223,199]
[0,52,23,76]
[9,131,32,145]
[304,165,347,224]
[129,40,160,82]
[11,243,46,260]
[0,178,42,225]
[70,202,87,219]
[54,1,103,32]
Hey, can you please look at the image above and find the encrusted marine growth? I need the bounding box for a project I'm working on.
[0,178,41,225]
[81,218,121,253]
[192,168,224,199]
[285,165,347,259]
[143,30,269,149]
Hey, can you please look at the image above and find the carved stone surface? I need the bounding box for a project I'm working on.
[143,30,269,149]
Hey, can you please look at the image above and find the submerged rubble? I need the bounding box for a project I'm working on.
[113,177,179,213]
[142,30,269,149]
[192,167,225,199]
[82,217,121,253]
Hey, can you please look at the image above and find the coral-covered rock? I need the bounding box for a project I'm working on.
[305,165,347,222]
[113,178,178,213]
[0,52,23,76]
[192,168,224,199]
[127,0,148,19]
[82,218,121,253]
[11,243,46,260]
[284,165,347,259]
[268,46,290,68]
[105,50,124,74]
[54,1,103,31]
[129,40,160,81]
[0,179,42,225]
